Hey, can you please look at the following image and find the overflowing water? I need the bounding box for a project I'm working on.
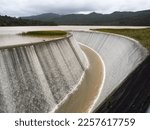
[71,31,148,111]
[0,35,88,112]
[0,26,149,112]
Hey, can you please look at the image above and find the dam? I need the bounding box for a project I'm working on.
[0,26,149,113]
[0,34,89,112]
[71,31,148,111]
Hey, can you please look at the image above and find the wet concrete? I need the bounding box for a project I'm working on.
[0,35,88,113]
[55,44,104,113]
[0,27,149,113]
[95,55,150,113]
[71,31,148,111]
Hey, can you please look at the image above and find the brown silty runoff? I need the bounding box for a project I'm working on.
[55,44,104,113]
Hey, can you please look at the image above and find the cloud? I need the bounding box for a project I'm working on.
[0,0,150,17]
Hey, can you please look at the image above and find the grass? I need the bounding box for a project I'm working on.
[20,30,67,37]
[91,28,150,52]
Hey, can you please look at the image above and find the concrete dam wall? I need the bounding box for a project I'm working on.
[71,31,148,111]
[0,35,88,112]
[0,29,148,113]
[55,44,105,112]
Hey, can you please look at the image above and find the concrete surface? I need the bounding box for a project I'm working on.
[95,55,150,113]
[55,44,105,112]
[0,35,89,112]
[0,27,149,113]
[71,31,148,111]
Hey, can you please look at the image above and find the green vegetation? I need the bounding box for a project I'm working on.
[92,28,150,52]
[20,30,67,36]
[22,10,150,26]
[1,9,150,26]
[0,15,57,26]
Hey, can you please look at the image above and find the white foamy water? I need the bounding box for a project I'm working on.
[71,30,148,111]
[0,33,88,112]
[0,26,149,112]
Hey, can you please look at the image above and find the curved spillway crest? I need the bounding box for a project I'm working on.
[71,31,148,111]
[0,35,88,112]
[0,29,148,113]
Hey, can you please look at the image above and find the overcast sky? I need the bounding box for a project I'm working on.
[0,0,150,17]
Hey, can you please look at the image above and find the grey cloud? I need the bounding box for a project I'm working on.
[0,0,150,17]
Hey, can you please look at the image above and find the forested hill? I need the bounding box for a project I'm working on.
[22,9,150,26]
[0,15,57,26]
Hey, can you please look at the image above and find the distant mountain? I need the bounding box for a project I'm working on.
[0,15,57,26]
[21,10,150,26]
[22,13,60,21]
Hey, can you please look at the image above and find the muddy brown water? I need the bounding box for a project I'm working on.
[55,44,104,113]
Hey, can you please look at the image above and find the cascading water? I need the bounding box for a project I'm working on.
[71,31,148,111]
[0,35,88,113]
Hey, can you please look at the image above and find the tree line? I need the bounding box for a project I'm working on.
[0,15,57,26]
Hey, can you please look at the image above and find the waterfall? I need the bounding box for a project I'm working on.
[0,35,88,112]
